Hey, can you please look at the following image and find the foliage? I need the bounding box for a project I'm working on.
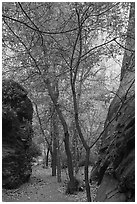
[2,80,33,189]
[2,2,131,199]
[28,142,42,159]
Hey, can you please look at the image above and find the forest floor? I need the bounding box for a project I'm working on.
[2,165,97,202]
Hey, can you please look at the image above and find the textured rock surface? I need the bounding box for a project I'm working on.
[95,175,126,202]
[91,3,135,202]
[2,79,33,189]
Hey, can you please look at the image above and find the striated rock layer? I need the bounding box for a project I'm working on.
[90,3,135,201]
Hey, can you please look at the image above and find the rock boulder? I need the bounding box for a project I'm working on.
[2,79,33,189]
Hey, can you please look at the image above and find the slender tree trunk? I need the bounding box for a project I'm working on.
[72,127,79,175]
[71,84,92,201]
[57,138,61,182]
[34,102,52,154]
[46,148,50,168]
[45,79,74,182]
[64,132,74,181]
[51,106,58,176]
[52,141,57,176]
[85,148,91,202]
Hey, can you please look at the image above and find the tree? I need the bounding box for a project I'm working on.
[2,2,131,199]
[50,81,59,176]
[64,3,129,201]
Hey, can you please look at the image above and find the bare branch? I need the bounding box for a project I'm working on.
[2,14,78,35]
[33,101,52,152]
[81,38,117,61]
[72,7,83,85]
[114,38,135,53]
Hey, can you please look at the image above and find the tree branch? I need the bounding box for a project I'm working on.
[72,7,83,85]
[114,38,135,53]
[2,14,78,35]
[33,101,52,153]
[3,19,42,76]
[81,37,117,61]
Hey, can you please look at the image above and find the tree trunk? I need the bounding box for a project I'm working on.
[51,110,58,176]
[34,101,53,155]
[45,148,50,168]
[64,132,74,181]
[71,83,92,200]
[71,125,78,175]
[57,138,61,183]
[85,148,91,202]
[94,3,135,202]
[45,79,75,183]
[42,144,48,169]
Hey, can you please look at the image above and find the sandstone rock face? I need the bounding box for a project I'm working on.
[2,79,33,189]
[95,175,126,202]
[91,4,135,202]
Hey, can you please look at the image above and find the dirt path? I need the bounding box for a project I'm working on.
[3,165,97,202]
[2,166,74,202]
